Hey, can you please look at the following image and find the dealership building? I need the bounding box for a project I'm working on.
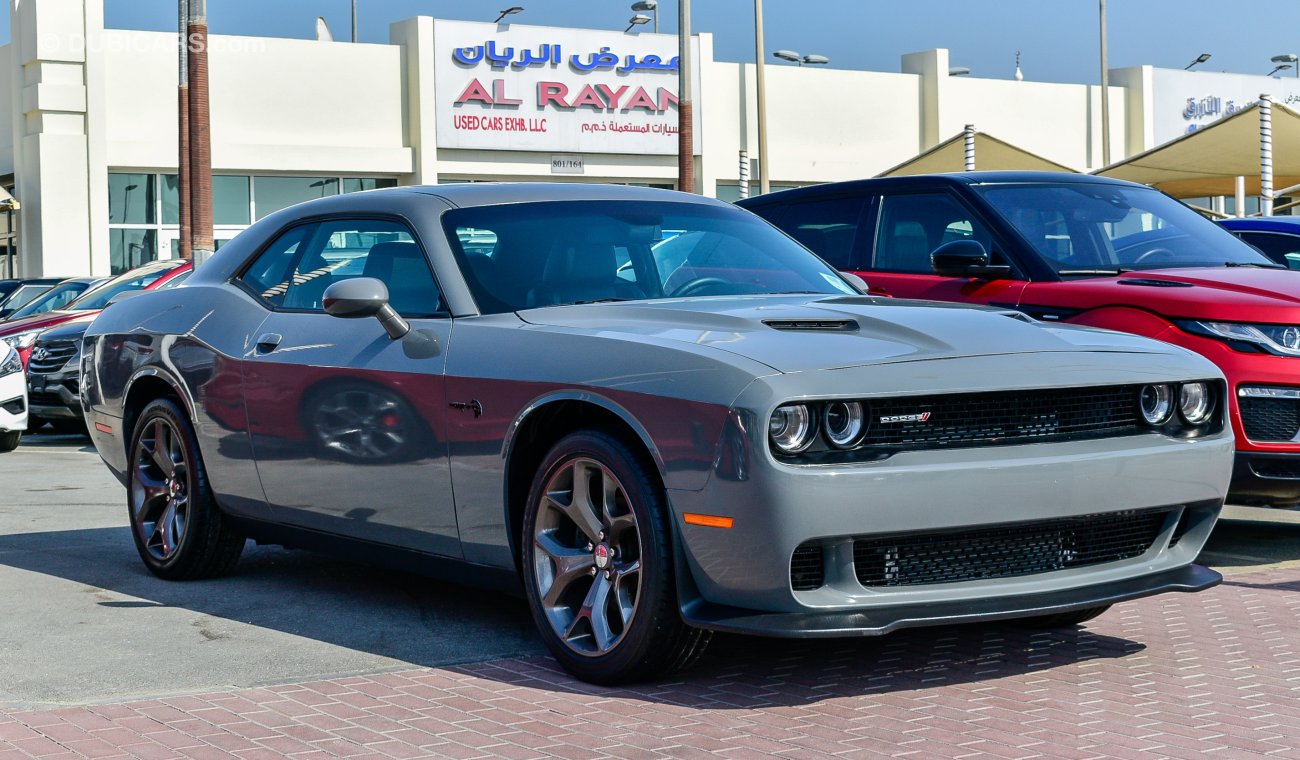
[2,0,1299,277]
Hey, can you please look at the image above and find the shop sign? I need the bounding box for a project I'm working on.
[551,154,585,174]
[434,20,702,155]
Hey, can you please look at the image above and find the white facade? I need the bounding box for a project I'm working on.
[0,0,1291,277]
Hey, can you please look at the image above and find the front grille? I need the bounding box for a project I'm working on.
[27,390,63,407]
[852,509,1170,588]
[1239,397,1300,442]
[861,385,1141,451]
[28,340,78,374]
[790,544,825,591]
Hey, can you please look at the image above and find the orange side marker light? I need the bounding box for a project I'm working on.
[94,423,113,434]
[683,513,734,529]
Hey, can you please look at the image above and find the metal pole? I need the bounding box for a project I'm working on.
[188,0,214,264]
[1261,94,1275,217]
[755,0,769,194]
[963,124,976,171]
[1235,175,1246,218]
[1099,0,1110,167]
[352,0,358,42]
[653,7,658,34]
[738,150,750,199]
[178,0,191,260]
[677,0,694,193]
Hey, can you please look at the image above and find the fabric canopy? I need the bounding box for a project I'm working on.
[877,131,1078,177]
[1095,101,1300,198]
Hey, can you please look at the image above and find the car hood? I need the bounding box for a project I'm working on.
[0,309,90,336]
[518,295,1177,374]
[1049,267,1300,322]
[34,313,97,342]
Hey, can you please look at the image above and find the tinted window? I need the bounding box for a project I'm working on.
[9,282,89,319]
[443,201,857,314]
[1237,231,1300,266]
[71,267,177,311]
[242,220,442,317]
[976,184,1273,273]
[770,197,867,270]
[873,193,994,273]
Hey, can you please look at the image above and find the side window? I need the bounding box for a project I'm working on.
[773,197,868,270]
[873,193,995,273]
[1238,232,1300,267]
[282,219,442,317]
[239,225,311,307]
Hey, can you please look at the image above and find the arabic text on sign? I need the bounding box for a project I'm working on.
[452,41,680,74]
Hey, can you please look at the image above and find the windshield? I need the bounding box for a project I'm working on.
[974,183,1273,274]
[69,266,176,310]
[8,282,89,319]
[442,200,857,313]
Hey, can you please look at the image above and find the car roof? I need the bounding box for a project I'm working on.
[398,182,731,210]
[736,171,1149,206]
[1218,217,1300,232]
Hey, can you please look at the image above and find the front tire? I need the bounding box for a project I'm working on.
[522,430,710,684]
[127,398,244,580]
[0,430,19,452]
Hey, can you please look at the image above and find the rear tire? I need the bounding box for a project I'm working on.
[1017,605,1111,628]
[127,398,244,580]
[522,430,710,685]
[0,430,19,452]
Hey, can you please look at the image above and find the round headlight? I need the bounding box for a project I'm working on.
[823,401,865,448]
[769,404,816,454]
[1178,382,1213,425]
[1139,384,1174,426]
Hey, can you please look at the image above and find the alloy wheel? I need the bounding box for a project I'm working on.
[532,457,643,657]
[311,388,407,460]
[130,417,190,561]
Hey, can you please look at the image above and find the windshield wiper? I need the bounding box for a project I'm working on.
[1224,261,1284,269]
[571,298,632,305]
[1056,268,1127,276]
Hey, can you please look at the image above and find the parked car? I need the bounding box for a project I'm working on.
[85,184,1230,684]
[0,278,65,319]
[1219,216,1300,269]
[740,172,1300,507]
[0,342,26,451]
[3,277,103,323]
[26,270,191,432]
[0,261,190,370]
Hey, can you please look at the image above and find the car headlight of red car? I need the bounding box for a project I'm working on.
[1191,321,1300,356]
[1,329,40,352]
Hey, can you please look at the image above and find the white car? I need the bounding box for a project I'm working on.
[0,343,26,451]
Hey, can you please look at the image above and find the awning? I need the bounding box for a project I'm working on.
[877,131,1079,177]
[1095,101,1300,198]
[0,186,19,211]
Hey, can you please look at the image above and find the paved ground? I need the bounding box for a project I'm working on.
[3,435,1300,758]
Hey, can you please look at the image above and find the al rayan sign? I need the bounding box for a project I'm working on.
[434,20,703,156]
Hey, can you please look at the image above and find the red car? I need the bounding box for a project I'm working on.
[740,172,1300,506]
[0,260,192,369]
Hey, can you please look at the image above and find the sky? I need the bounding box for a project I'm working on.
[3,1,1300,85]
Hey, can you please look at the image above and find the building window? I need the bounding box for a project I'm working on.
[108,173,398,274]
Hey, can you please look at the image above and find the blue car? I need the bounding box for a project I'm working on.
[1219,217,1300,269]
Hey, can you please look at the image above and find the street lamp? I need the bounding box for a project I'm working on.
[1269,64,1293,78]
[1184,53,1211,70]
[493,6,523,23]
[625,14,651,32]
[773,50,829,66]
[631,0,657,33]
[1272,54,1299,78]
[948,66,971,76]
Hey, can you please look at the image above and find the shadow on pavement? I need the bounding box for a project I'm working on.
[0,526,544,669]
[1199,518,1300,568]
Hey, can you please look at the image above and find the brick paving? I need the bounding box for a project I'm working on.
[3,568,1299,759]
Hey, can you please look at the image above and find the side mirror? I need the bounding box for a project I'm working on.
[323,277,410,340]
[931,239,1012,279]
[840,272,870,294]
[1286,252,1300,271]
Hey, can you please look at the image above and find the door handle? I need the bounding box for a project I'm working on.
[255,333,282,353]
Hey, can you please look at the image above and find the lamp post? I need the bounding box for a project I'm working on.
[1269,64,1293,78]
[755,0,768,194]
[678,0,694,193]
[1099,0,1110,167]
[773,50,828,66]
[1272,54,1299,78]
[632,1,657,34]
[1184,53,1211,70]
[494,6,523,23]
[948,66,972,76]
[352,0,357,42]
[625,14,650,33]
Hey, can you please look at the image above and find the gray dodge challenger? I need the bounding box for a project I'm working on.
[82,184,1232,684]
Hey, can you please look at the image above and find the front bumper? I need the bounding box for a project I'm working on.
[27,368,81,421]
[0,371,27,433]
[681,563,1221,637]
[1230,451,1300,506]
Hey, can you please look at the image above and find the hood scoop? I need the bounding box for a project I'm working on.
[1117,278,1194,288]
[763,318,859,332]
